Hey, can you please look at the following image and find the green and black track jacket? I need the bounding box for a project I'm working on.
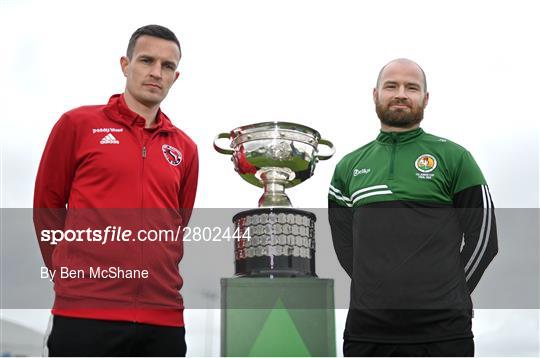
[328,127,498,343]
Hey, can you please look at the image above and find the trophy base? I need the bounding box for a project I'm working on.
[233,208,316,277]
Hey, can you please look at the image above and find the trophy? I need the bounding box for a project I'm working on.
[214,122,334,277]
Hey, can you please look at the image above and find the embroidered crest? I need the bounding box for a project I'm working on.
[415,154,437,173]
[162,144,182,166]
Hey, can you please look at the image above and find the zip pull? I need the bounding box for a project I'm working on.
[389,134,398,179]
[142,146,147,158]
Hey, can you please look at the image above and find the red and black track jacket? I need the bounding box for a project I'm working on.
[33,94,198,327]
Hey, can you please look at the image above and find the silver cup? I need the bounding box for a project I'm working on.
[214,122,335,207]
[215,122,335,277]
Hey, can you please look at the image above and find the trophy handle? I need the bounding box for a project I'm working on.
[316,139,335,160]
[213,133,234,155]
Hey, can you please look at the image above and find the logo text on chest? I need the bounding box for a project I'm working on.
[416,173,435,180]
[353,168,371,176]
[92,128,124,134]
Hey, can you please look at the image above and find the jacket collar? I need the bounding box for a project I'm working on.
[376,127,425,144]
[103,94,176,133]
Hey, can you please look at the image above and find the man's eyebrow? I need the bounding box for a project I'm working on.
[137,54,154,59]
[136,54,178,67]
[383,80,421,87]
[163,59,178,67]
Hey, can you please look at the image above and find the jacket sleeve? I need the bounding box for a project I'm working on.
[451,150,498,293]
[178,144,199,227]
[453,185,498,294]
[33,114,78,270]
[328,200,353,278]
[328,165,354,278]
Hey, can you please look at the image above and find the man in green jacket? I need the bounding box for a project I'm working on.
[328,58,498,357]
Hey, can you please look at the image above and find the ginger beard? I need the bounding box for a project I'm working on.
[375,97,425,128]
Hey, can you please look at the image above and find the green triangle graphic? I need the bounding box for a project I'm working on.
[248,298,311,357]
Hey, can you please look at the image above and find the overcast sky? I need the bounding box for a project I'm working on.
[1,0,539,356]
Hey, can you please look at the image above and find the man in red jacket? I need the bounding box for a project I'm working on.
[34,24,198,356]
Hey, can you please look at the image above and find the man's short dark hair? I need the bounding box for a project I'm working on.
[126,24,181,60]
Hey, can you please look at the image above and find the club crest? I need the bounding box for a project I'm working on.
[415,154,437,173]
[162,144,182,166]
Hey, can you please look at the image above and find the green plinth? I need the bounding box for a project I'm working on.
[221,278,336,357]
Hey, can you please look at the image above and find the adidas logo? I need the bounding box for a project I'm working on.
[100,133,120,144]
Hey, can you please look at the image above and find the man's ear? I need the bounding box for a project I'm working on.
[373,88,378,104]
[120,56,129,77]
[423,92,430,108]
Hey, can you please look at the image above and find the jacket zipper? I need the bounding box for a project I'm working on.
[134,128,166,321]
[389,133,399,179]
[135,129,149,321]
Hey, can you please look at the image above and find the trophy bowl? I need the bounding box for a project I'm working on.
[214,122,335,277]
[214,122,335,207]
